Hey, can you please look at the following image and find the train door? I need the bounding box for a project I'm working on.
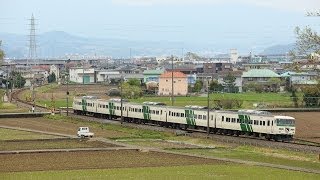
[271,119,274,133]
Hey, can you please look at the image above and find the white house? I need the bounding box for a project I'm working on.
[49,65,60,79]
[69,67,95,84]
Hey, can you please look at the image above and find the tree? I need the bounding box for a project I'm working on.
[192,80,203,92]
[301,82,320,107]
[0,40,5,65]
[127,78,141,86]
[47,72,56,83]
[209,80,223,92]
[290,87,299,107]
[267,77,281,92]
[11,71,26,88]
[295,26,320,56]
[121,82,142,99]
[223,73,236,93]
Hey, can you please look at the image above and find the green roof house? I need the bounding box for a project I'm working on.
[143,69,164,83]
[242,69,282,92]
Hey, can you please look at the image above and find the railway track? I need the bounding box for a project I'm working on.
[10,89,320,153]
[11,89,51,112]
[66,112,320,153]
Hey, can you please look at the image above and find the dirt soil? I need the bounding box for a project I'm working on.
[0,118,129,139]
[0,150,223,172]
[276,112,320,143]
[0,139,120,151]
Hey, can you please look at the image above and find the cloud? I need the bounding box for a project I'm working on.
[112,0,320,12]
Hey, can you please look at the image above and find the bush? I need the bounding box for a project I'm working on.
[108,88,120,96]
[213,99,243,109]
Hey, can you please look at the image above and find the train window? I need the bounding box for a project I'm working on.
[156,111,159,115]
[161,110,162,115]
[263,121,265,126]
[272,121,273,126]
[226,118,230,122]
[106,105,108,108]
[198,115,202,119]
[249,120,252,124]
[139,109,142,112]
[259,121,262,126]
[169,111,171,116]
[203,115,207,120]
[237,119,240,123]
[267,121,270,126]
[181,113,184,117]
[222,116,224,122]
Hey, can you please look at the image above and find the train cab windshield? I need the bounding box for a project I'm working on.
[275,119,295,126]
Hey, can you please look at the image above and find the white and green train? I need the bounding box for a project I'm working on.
[73,96,295,141]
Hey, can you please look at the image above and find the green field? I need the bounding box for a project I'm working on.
[36,99,73,109]
[1,164,319,179]
[131,92,304,109]
[45,114,171,140]
[172,146,320,171]
[0,128,58,140]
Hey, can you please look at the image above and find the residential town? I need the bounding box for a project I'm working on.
[1,50,319,98]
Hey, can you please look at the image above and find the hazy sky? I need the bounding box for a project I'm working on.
[1,0,319,48]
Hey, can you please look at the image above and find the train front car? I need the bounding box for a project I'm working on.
[273,115,295,141]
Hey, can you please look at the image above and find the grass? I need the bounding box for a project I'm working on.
[172,145,320,171]
[36,83,60,93]
[131,92,304,109]
[44,114,172,140]
[1,164,319,179]
[36,99,73,108]
[0,102,28,113]
[0,139,118,151]
[0,128,58,140]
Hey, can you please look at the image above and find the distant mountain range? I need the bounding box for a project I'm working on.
[260,43,295,55]
[0,31,295,58]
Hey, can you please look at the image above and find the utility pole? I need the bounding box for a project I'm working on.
[171,55,174,106]
[66,73,69,116]
[207,79,210,136]
[120,76,123,124]
[82,61,85,85]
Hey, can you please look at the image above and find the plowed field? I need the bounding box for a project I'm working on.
[0,150,223,172]
[279,112,320,143]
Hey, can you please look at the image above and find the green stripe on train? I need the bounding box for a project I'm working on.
[82,99,87,111]
[142,105,151,120]
[185,109,196,126]
[238,114,253,132]
[108,102,115,115]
